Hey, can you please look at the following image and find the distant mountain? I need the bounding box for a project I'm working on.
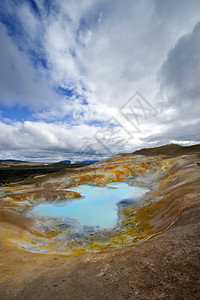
[75,160,99,165]
[133,144,200,157]
[59,160,71,164]
[0,159,27,163]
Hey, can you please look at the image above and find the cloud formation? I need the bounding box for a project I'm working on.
[0,0,200,161]
[160,22,200,104]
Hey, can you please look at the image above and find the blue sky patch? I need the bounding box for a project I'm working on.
[86,120,105,127]
[0,104,33,122]
[30,50,48,69]
[57,86,74,97]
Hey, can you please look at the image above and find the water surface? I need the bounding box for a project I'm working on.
[30,182,149,229]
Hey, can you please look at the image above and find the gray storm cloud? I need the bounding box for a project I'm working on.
[160,21,200,104]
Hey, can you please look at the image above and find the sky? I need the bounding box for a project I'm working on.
[0,0,200,162]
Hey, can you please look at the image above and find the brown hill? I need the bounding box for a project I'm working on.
[133,143,200,157]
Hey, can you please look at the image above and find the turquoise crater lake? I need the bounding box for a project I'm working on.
[30,182,149,229]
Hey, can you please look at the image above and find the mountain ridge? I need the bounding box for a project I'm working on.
[132,143,200,157]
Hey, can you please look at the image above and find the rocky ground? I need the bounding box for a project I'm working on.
[0,145,200,299]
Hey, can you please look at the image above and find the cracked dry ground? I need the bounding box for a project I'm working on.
[0,152,200,300]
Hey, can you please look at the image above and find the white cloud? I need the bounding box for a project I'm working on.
[0,23,59,108]
[0,119,136,161]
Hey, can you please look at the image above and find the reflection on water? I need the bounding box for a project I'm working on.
[30,182,149,229]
